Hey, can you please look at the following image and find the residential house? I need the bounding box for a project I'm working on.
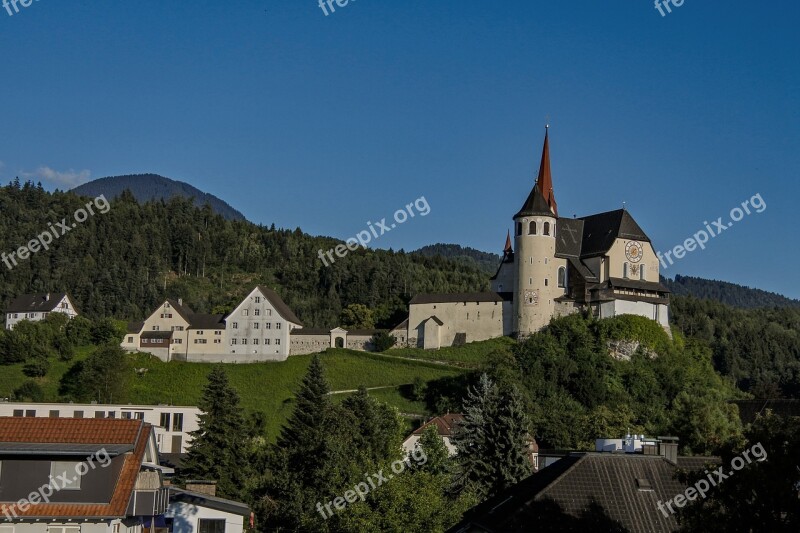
[5,293,79,330]
[402,414,464,457]
[166,487,250,533]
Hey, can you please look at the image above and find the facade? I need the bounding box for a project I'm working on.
[4,292,79,330]
[402,414,464,457]
[122,286,303,363]
[406,129,671,349]
[0,417,169,532]
[0,401,201,454]
[166,489,250,533]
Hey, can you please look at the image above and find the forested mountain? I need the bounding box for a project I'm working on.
[414,243,501,275]
[0,180,487,327]
[662,274,800,309]
[71,174,247,221]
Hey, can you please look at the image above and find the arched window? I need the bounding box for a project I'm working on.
[558,266,566,288]
[529,221,537,235]
[516,222,522,236]
[543,222,550,236]
[640,264,646,281]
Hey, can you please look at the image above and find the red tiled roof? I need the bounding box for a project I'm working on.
[0,418,151,518]
[412,413,464,437]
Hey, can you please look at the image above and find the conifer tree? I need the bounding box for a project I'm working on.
[182,366,250,500]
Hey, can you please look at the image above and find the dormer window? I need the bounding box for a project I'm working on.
[51,461,82,489]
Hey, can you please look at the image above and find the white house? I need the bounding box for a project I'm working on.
[0,401,201,454]
[167,488,250,533]
[4,292,79,330]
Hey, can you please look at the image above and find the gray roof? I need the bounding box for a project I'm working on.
[515,184,556,219]
[141,331,173,340]
[0,442,133,455]
[256,286,303,326]
[6,293,72,313]
[290,328,331,336]
[410,292,508,305]
[169,487,250,517]
[606,277,671,293]
[451,453,720,533]
[555,218,585,258]
[579,209,651,257]
[187,313,226,330]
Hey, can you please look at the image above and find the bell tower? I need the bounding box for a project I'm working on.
[512,127,560,337]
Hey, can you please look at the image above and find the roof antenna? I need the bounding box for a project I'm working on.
[622,201,627,211]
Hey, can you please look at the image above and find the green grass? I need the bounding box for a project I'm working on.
[1,346,464,441]
[385,336,516,366]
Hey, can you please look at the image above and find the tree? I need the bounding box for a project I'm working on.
[452,374,533,501]
[13,381,44,402]
[74,344,131,403]
[90,318,123,345]
[182,367,252,500]
[678,412,800,532]
[340,304,375,330]
[371,331,396,352]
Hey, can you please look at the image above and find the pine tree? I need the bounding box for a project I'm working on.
[182,366,251,500]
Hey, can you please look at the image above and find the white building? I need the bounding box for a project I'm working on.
[0,401,201,454]
[167,488,250,533]
[4,292,79,330]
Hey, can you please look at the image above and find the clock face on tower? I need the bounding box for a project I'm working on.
[524,290,539,306]
[625,241,644,263]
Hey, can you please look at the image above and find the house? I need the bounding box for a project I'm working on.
[122,286,303,363]
[449,437,717,533]
[4,292,79,330]
[402,414,464,457]
[0,401,202,454]
[402,129,671,349]
[166,487,250,533]
[0,417,169,531]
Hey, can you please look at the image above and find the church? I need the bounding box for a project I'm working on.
[402,129,671,350]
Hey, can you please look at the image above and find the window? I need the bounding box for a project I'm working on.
[197,330,204,335]
[12,410,23,417]
[266,309,272,316]
[160,413,171,429]
[253,339,259,345]
[232,322,238,329]
[49,410,60,418]
[255,296,261,303]
[127,336,134,343]
[623,262,629,279]
[214,339,221,344]
[198,519,226,533]
[108,411,116,419]
[25,410,35,417]
[152,326,160,331]
[276,339,281,346]
[241,339,248,345]
[135,412,145,420]
[640,264,646,281]
[265,323,271,329]
[254,323,259,330]
[95,411,105,418]
[122,412,132,419]
[516,222,522,236]
[74,410,84,418]
[544,279,549,287]
[242,309,249,317]
[254,309,261,316]
[48,526,80,533]
[558,266,567,288]
[173,413,184,431]
[529,221,537,235]
[51,462,81,489]
[543,222,550,236]
[276,323,282,330]
[194,339,207,344]
[172,326,184,331]
[265,339,271,345]
[231,339,238,345]
[215,330,222,336]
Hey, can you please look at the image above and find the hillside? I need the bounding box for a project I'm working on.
[661,274,800,309]
[71,174,247,221]
[414,243,501,275]
[0,181,488,327]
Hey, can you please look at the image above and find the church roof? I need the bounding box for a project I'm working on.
[579,209,651,257]
[514,129,558,219]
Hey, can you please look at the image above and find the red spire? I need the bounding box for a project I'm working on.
[504,230,512,252]
[536,127,558,216]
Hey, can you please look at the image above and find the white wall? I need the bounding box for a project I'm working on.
[166,503,245,533]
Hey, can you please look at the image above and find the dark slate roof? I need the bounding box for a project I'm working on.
[579,209,651,257]
[187,313,226,330]
[0,442,134,456]
[555,218,584,258]
[606,277,671,293]
[141,331,173,340]
[514,184,556,219]
[568,257,599,283]
[127,321,144,334]
[165,299,196,323]
[390,318,409,332]
[291,328,331,336]
[256,286,303,326]
[450,453,719,533]
[411,414,464,437]
[732,399,800,425]
[410,292,506,305]
[169,488,250,517]
[6,293,71,313]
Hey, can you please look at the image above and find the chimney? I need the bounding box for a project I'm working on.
[45,293,50,301]
[657,436,679,465]
[178,298,183,307]
[186,480,216,497]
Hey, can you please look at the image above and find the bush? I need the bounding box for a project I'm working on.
[23,357,50,378]
[14,381,44,402]
[371,331,396,352]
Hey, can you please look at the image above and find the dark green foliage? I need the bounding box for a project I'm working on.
[13,380,44,402]
[678,412,800,532]
[182,366,252,500]
[414,244,501,275]
[69,344,131,403]
[340,304,375,329]
[371,331,396,352]
[670,295,800,397]
[90,318,124,345]
[0,182,487,328]
[663,274,800,309]
[452,374,533,500]
[65,316,92,345]
[415,424,453,477]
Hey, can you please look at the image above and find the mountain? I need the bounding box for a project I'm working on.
[661,275,800,309]
[71,174,246,221]
[413,244,501,275]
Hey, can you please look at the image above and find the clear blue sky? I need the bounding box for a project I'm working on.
[1,1,797,297]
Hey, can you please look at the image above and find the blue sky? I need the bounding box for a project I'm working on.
[0,0,797,298]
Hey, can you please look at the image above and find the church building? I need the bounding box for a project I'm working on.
[404,129,671,349]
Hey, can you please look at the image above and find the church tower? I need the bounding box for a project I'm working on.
[512,127,561,336]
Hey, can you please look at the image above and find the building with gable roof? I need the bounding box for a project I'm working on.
[4,292,79,330]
